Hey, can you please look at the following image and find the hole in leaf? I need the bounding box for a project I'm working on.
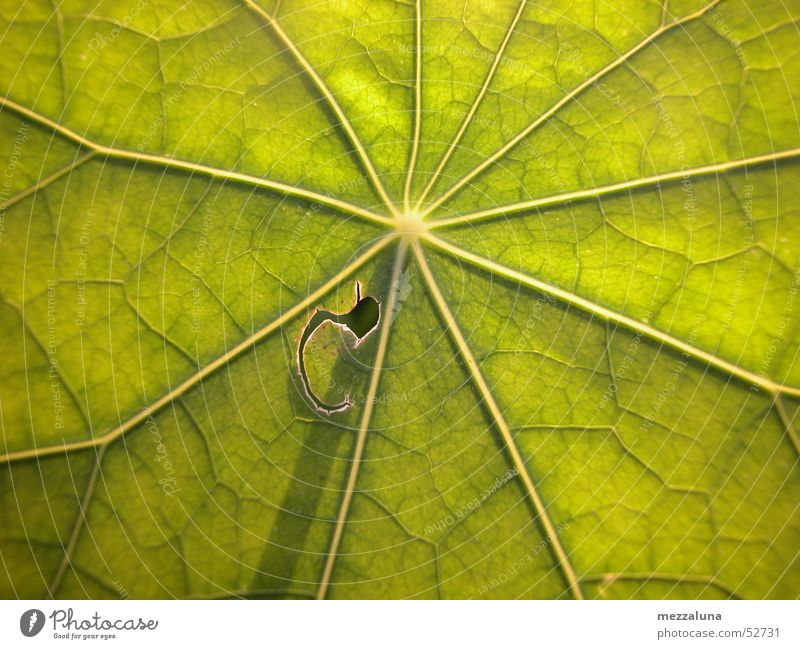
[296,281,380,414]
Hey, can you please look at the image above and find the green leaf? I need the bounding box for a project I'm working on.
[1,0,798,599]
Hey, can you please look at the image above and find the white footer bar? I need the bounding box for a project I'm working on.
[1,599,797,648]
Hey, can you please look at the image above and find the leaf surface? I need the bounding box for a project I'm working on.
[1,0,798,599]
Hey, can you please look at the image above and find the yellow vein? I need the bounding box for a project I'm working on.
[0,95,394,228]
[0,151,95,211]
[412,239,584,600]
[414,0,528,210]
[243,0,401,218]
[50,0,69,108]
[317,240,409,600]
[419,0,722,218]
[431,147,800,228]
[773,395,800,457]
[0,236,396,465]
[403,0,423,212]
[49,444,107,595]
[424,232,800,399]
[583,571,742,598]
[12,300,92,431]
[661,0,671,26]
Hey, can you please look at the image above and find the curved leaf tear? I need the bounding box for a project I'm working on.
[296,282,380,414]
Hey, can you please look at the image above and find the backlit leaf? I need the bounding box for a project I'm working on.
[1,0,798,599]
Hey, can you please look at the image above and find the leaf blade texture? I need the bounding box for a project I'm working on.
[0,0,799,599]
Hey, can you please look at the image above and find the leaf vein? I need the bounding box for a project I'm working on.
[423,232,800,399]
[0,236,395,464]
[420,0,724,217]
[412,239,584,599]
[0,95,394,228]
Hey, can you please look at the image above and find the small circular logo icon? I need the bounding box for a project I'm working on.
[20,609,45,637]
